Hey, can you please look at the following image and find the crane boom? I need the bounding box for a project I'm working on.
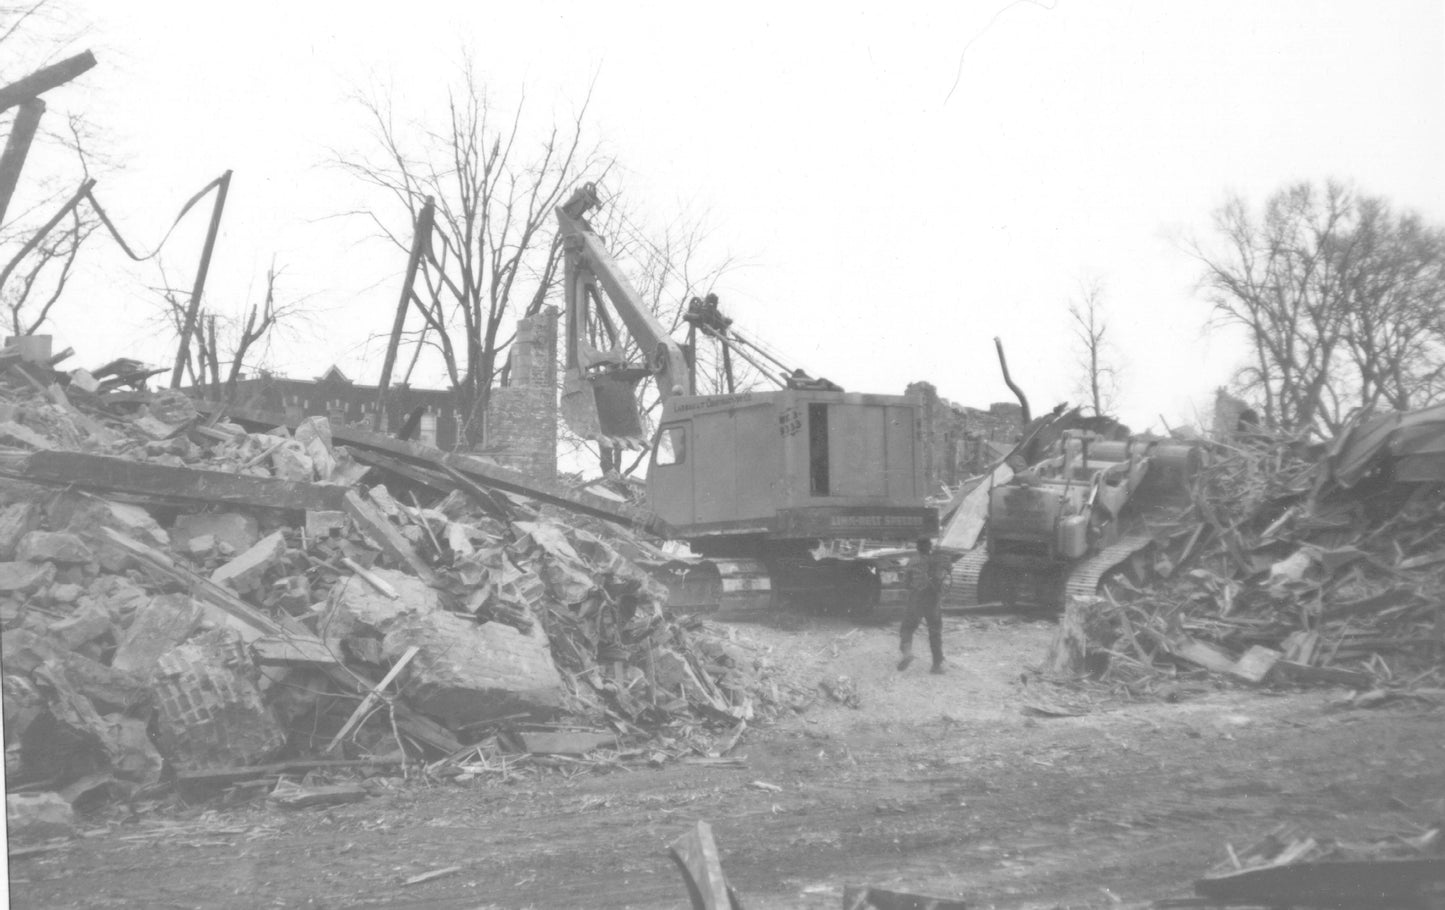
[555,184,692,448]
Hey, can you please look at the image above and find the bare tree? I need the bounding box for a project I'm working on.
[1193,180,1445,437]
[0,1,101,337]
[1067,277,1117,417]
[336,61,607,447]
[157,263,307,403]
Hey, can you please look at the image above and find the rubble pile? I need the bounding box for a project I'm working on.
[0,346,798,829]
[1079,417,1445,693]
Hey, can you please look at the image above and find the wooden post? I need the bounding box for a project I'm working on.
[170,170,232,388]
[0,98,45,226]
[376,196,434,413]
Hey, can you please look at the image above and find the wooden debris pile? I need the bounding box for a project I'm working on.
[1066,425,1445,693]
[0,340,795,823]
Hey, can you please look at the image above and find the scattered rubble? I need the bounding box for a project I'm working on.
[0,339,798,826]
[1042,413,1445,696]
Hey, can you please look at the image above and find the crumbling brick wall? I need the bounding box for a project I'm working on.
[908,382,1024,491]
[1212,388,1258,438]
[483,306,559,479]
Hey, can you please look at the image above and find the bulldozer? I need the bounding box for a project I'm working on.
[949,425,1204,610]
[556,183,935,615]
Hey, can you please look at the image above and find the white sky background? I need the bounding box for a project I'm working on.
[18,0,1445,439]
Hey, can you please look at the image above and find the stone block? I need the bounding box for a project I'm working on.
[326,568,440,640]
[0,560,56,594]
[17,531,93,564]
[184,534,216,558]
[47,582,83,605]
[210,530,285,594]
[47,493,168,572]
[111,594,204,674]
[47,599,114,650]
[270,440,313,481]
[381,610,565,727]
[97,713,165,784]
[305,510,347,539]
[293,415,333,451]
[153,629,285,772]
[172,512,258,554]
[88,575,150,621]
[6,791,74,841]
[0,500,38,559]
[4,672,43,742]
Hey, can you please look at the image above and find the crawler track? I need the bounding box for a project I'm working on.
[1062,534,1154,603]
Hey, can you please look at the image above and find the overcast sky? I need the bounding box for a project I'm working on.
[13,0,1445,435]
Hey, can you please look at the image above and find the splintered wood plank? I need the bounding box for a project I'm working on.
[668,821,734,910]
[18,451,346,512]
[343,489,437,585]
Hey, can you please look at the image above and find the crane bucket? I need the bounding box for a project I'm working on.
[560,366,648,448]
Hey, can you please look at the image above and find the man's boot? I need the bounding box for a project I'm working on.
[897,645,914,671]
[930,659,945,675]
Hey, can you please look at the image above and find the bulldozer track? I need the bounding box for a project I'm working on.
[945,548,990,608]
[1062,535,1154,603]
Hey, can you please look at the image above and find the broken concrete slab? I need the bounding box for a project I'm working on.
[47,492,169,572]
[23,661,119,783]
[326,568,440,640]
[3,672,43,743]
[17,530,94,564]
[380,611,567,727]
[96,713,165,785]
[0,420,55,449]
[184,534,215,558]
[0,500,38,559]
[47,582,83,604]
[153,629,286,772]
[18,452,348,512]
[210,530,285,595]
[6,791,75,841]
[47,598,113,650]
[270,440,314,482]
[0,560,55,594]
[110,594,204,674]
[86,575,150,622]
[305,510,346,539]
[2,632,150,714]
[174,511,259,554]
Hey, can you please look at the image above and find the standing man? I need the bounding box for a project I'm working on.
[898,537,955,674]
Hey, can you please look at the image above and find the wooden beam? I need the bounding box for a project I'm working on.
[0,98,44,225]
[326,645,420,752]
[5,450,348,512]
[668,821,738,910]
[376,196,435,410]
[0,51,97,112]
[198,402,672,536]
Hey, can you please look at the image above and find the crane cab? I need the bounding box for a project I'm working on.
[647,388,935,549]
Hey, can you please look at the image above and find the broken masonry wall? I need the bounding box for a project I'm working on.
[483,306,559,480]
[907,381,1024,490]
[1212,388,1258,438]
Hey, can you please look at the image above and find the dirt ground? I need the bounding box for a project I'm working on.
[9,606,1445,909]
